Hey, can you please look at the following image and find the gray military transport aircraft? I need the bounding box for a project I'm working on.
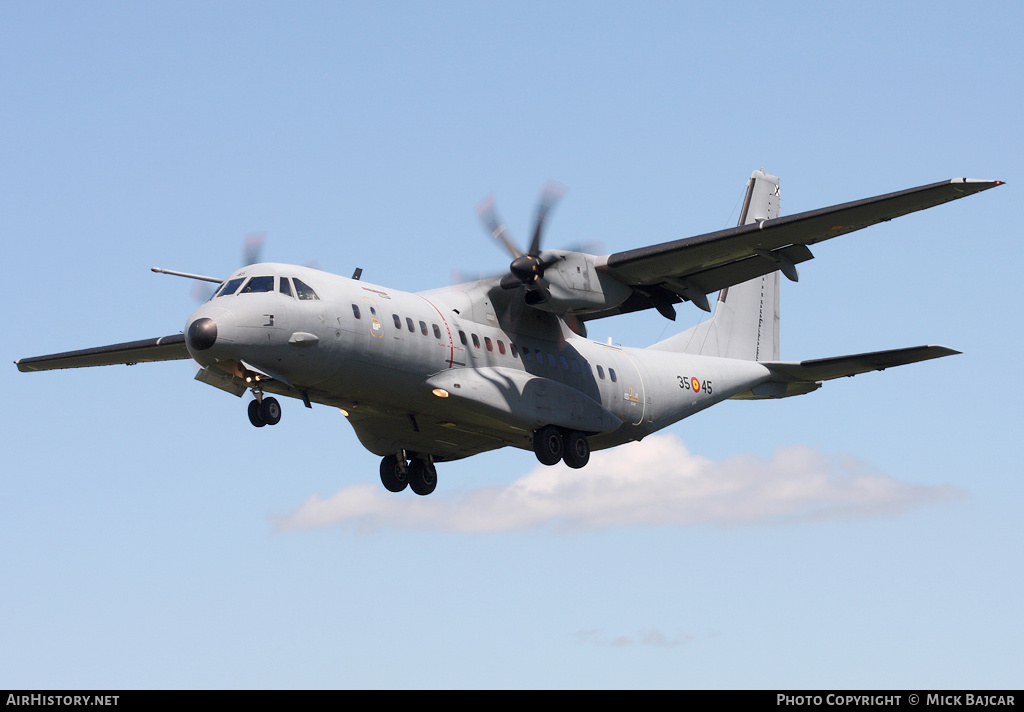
[16,171,1002,495]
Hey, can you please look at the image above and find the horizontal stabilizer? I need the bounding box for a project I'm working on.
[15,334,189,372]
[730,345,960,400]
[765,344,960,383]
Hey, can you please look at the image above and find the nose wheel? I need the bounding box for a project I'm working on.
[247,395,282,427]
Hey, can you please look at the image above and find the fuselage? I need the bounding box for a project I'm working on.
[185,262,773,461]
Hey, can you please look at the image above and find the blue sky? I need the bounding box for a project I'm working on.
[2,1,1020,689]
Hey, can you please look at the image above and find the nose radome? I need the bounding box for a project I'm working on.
[187,317,218,351]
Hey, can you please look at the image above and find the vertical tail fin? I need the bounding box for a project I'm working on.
[652,169,781,361]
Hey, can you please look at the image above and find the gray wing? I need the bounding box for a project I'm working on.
[15,334,190,372]
[589,178,1001,320]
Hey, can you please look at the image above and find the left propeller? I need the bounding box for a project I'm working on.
[242,231,267,267]
[477,182,566,305]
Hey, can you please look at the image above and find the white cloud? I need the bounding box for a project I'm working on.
[272,434,962,533]
[574,628,699,648]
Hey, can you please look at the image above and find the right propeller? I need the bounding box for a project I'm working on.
[477,182,566,305]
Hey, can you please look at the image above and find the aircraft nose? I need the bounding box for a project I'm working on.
[187,317,218,351]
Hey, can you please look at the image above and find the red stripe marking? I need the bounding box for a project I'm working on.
[418,296,455,369]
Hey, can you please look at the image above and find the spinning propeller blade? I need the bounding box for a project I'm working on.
[243,232,267,266]
[476,182,567,304]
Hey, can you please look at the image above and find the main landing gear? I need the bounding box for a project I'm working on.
[533,425,591,469]
[247,395,282,427]
[380,453,437,496]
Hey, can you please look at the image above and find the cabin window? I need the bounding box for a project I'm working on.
[352,304,361,319]
[419,320,428,336]
[406,317,415,333]
[293,278,319,300]
[241,276,274,293]
[522,346,532,362]
[459,330,467,345]
[609,368,617,382]
[597,365,605,380]
[560,355,569,370]
[497,340,506,355]
[485,337,493,352]
[472,334,480,348]
[572,359,581,373]
[393,314,401,328]
[547,354,556,369]
[216,277,245,297]
[510,343,518,358]
[279,278,293,297]
[433,324,442,339]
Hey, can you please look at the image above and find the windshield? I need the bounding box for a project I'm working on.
[240,276,275,293]
[214,277,245,298]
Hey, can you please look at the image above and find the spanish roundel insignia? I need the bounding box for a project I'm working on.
[691,377,701,392]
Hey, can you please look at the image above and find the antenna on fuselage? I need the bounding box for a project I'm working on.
[352,268,363,281]
[151,267,225,284]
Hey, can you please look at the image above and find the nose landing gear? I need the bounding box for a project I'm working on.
[380,453,437,495]
[247,392,282,428]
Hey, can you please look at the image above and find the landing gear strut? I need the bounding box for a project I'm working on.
[533,426,590,469]
[380,453,437,496]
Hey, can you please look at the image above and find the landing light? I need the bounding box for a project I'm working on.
[339,408,350,417]
[432,388,450,399]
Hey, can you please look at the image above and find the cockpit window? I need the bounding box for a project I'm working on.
[293,278,319,301]
[240,276,275,293]
[215,277,245,298]
[279,277,293,297]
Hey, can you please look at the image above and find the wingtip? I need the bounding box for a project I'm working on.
[14,359,35,373]
[950,177,1004,188]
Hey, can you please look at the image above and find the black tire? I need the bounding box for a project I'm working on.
[380,455,409,493]
[259,397,282,426]
[533,425,564,466]
[248,399,266,428]
[409,459,437,496]
[562,431,590,469]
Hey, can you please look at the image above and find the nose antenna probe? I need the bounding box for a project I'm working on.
[152,267,225,284]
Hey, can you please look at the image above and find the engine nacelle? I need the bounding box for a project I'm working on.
[529,250,632,315]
